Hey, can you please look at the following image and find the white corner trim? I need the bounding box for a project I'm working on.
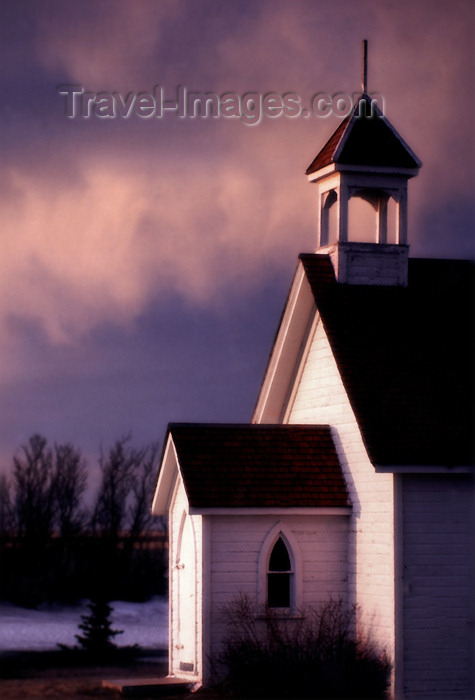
[393,473,404,699]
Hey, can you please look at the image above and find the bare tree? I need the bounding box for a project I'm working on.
[13,434,55,541]
[0,474,14,536]
[92,436,137,539]
[128,442,161,541]
[53,442,88,537]
[1,434,166,605]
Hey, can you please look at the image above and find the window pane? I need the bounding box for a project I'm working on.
[268,573,290,608]
[269,538,291,571]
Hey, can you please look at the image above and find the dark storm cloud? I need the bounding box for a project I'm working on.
[0,0,473,468]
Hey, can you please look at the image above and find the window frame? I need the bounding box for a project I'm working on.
[267,536,293,609]
[258,522,302,614]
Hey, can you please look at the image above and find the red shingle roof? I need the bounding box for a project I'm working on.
[168,424,351,508]
[300,254,475,467]
[306,96,421,175]
[306,116,350,172]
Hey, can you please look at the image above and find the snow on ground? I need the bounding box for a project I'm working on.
[0,597,168,652]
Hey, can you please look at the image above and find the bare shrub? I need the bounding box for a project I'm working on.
[218,594,391,698]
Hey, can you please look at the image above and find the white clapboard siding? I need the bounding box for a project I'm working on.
[401,474,474,699]
[207,513,349,662]
[287,318,396,657]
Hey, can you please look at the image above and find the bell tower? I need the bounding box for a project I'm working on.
[306,41,421,285]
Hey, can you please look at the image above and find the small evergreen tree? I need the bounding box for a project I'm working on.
[76,598,123,656]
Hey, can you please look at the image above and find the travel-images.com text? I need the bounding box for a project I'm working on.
[58,85,384,125]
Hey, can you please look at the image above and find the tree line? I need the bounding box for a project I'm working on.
[0,435,167,607]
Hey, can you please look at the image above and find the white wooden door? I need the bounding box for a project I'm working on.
[175,512,197,674]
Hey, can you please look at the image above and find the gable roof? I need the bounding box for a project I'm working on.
[306,95,421,175]
[167,424,351,509]
[299,255,475,467]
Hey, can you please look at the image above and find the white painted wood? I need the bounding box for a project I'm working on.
[153,237,473,699]
[191,507,351,516]
[152,434,178,515]
[311,167,413,256]
[206,513,349,670]
[252,265,316,425]
[168,475,203,681]
[399,474,474,699]
[318,240,409,286]
[308,164,420,184]
[175,511,197,672]
[284,318,397,663]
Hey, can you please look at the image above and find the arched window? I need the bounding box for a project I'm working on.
[267,536,293,608]
[320,189,338,246]
[259,524,301,612]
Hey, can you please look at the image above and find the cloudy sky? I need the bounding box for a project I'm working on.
[1,0,473,482]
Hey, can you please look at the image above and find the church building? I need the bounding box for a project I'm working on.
[152,92,474,699]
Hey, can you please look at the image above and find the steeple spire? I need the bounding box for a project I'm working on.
[362,39,368,95]
[305,40,422,286]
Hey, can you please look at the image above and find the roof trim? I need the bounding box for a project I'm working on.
[151,431,180,515]
[189,507,352,515]
[375,464,474,474]
[252,261,316,424]
[306,95,422,175]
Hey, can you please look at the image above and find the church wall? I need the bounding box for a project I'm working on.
[286,318,396,661]
[398,474,474,699]
[205,512,349,681]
